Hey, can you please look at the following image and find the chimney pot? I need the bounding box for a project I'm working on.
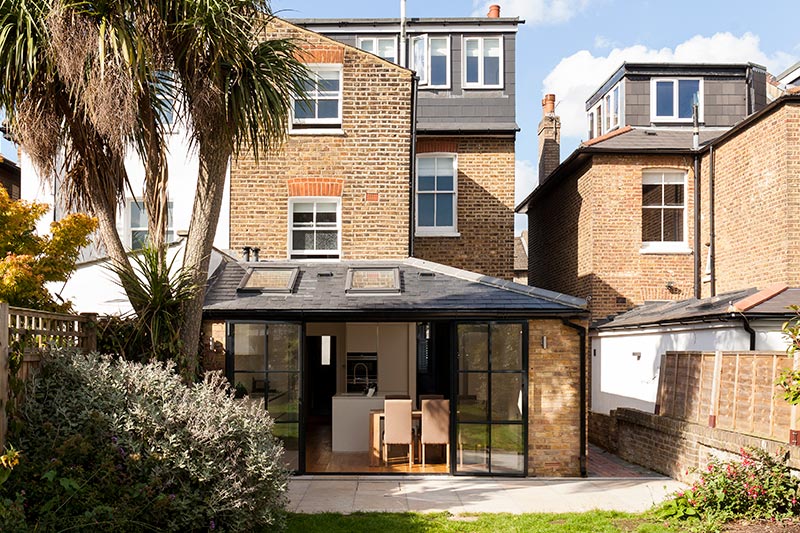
[542,93,556,115]
[242,246,251,262]
[487,4,500,18]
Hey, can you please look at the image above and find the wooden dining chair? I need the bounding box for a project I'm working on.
[421,399,450,468]
[383,398,414,469]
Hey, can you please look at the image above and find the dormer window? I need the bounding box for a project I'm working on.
[464,37,502,88]
[587,81,623,139]
[410,35,450,88]
[357,37,397,63]
[651,78,702,122]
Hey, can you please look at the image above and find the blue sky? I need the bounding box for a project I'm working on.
[274,0,799,232]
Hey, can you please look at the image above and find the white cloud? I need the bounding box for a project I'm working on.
[471,0,591,25]
[543,32,798,139]
[593,35,614,50]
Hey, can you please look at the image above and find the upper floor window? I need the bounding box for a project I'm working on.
[651,78,702,122]
[410,35,450,88]
[289,198,341,259]
[464,37,502,88]
[129,199,174,250]
[641,170,687,253]
[357,37,397,63]
[416,155,457,236]
[292,65,342,130]
[588,82,622,139]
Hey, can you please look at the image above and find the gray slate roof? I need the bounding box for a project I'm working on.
[204,257,586,318]
[598,287,800,330]
[585,128,723,152]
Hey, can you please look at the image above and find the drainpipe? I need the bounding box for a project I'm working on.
[708,145,716,297]
[408,75,419,258]
[399,0,407,68]
[692,105,701,299]
[741,315,756,350]
[562,318,587,477]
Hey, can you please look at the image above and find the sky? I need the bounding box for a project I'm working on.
[272,0,800,233]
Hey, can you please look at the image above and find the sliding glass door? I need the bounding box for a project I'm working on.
[455,322,527,475]
[228,322,302,471]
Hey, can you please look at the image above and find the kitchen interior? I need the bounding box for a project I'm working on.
[305,322,450,473]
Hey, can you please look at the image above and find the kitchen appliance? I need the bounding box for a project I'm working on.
[346,352,378,394]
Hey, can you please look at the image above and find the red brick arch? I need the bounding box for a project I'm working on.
[287,178,344,197]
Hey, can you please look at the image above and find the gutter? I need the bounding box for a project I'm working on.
[561,319,588,478]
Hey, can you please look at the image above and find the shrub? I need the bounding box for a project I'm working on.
[656,447,800,530]
[0,349,289,532]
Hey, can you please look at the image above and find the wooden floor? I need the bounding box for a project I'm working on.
[305,422,449,474]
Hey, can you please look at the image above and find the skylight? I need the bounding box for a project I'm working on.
[237,267,299,294]
[345,268,401,294]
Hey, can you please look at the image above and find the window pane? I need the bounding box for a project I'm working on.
[316,202,337,214]
[292,230,314,250]
[293,203,313,225]
[484,38,501,86]
[418,176,435,191]
[465,40,479,84]
[436,175,453,191]
[412,36,427,84]
[678,79,700,119]
[316,211,337,225]
[458,324,488,371]
[436,157,454,177]
[490,424,524,474]
[430,38,447,86]
[318,72,340,93]
[491,374,522,422]
[317,99,338,119]
[656,81,674,117]
[418,194,435,226]
[131,230,148,250]
[268,324,301,372]
[294,99,315,119]
[642,184,662,207]
[266,372,300,423]
[418,157,435,177]
[130,202,146,228]
[458,373,488,421]
[613,86,620,121]
[359,39,375,53]
[491,323,522,371]
[435,193,453,226]
[642,209,662,242]
[315,231,338,250]
[662,208,683,241]
[378,39,395,62]
[663,184,684,206]
[457,424,489,473]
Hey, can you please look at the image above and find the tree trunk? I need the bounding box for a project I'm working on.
[140,95,169,257]
[179,136,231,380]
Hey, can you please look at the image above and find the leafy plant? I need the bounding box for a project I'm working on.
[778,305,800,404]
[1,348,289,532]
[656,447,800,531]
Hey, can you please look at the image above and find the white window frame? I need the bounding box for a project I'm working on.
[287,197,342,259]
[290,64,343,133]
[640,170,690,254]
[588,81,624,139]
[462,36,504,89]
[410,34,451,89]
[650,78,704,123]
[357,36,398,63]
[415,154,458,237]
[127,198,174,250]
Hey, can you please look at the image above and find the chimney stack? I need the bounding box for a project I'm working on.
[538,94,561,183]
[487,4,500,18]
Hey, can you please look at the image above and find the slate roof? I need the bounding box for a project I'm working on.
[514,232,528,272]
[582,127,723,152]
[598,286,799,330]
[203,257,586,319]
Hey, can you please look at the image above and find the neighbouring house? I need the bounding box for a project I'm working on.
[777,60,800,91]
[515,62,800,446]
[513,231,528,284]
[200,12,590,478]
[0,156,20,200]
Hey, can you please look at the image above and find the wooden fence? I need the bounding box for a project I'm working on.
[0,302,97,447]
[656,350,796,443]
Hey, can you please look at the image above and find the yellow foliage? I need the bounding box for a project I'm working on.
[0,186,97,311]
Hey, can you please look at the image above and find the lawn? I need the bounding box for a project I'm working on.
[285,511,678,533]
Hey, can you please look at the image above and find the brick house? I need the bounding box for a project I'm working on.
[202,12,589,478]
[0,156,20,200]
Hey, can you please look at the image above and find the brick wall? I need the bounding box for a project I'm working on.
[529,154,695,320]
[528,318,586,477]
[413,136,515,280]
[699,101,800,297]
[614,408,800,482]
[230,19,413,260]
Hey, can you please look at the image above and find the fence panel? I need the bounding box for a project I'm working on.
[657,351,793,443]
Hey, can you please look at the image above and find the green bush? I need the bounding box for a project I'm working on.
[0,349,289,532]
[656,447,800,530]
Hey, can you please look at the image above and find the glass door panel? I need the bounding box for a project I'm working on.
[455,322,526,476]
[230,322,302,472]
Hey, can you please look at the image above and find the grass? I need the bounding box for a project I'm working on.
[285,511,679,533]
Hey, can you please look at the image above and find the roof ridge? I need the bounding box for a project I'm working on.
[404,257,587,310]
[729,283,789,313]
[581,125,633,147]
